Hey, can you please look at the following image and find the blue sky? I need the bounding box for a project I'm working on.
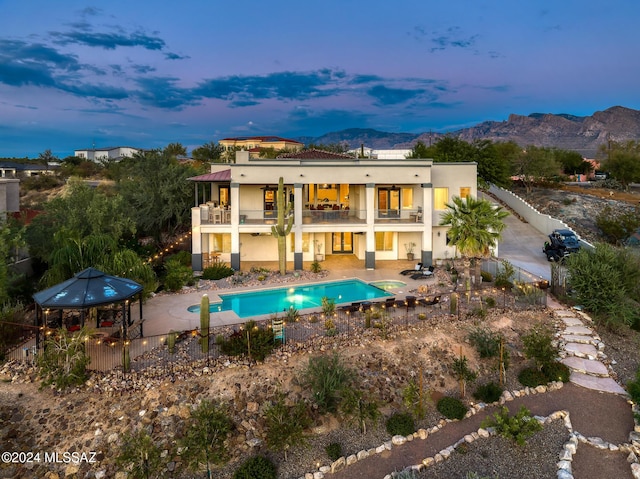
[1,0,638,158]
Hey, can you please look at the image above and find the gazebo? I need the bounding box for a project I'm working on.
[33,267,144,348]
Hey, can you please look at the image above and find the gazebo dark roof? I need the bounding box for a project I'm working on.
[33,267,143,309]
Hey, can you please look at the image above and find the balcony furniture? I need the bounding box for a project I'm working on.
[210,208,222,224]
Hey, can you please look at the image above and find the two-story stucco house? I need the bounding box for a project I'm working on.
[188,149,477,271]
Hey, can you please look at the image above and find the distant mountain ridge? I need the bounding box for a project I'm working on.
[304,106,640,158]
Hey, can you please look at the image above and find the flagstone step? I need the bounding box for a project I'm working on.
[561,356,610,377]
[559,316,584,327]
[570,371,628,396]
[554,310,578,318]
[564,342,601,360]
[560,334,599,347]
[563,325,595,336]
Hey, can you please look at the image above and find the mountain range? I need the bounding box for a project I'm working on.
[306,106,640,158]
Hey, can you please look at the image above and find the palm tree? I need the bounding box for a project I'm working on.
[439,196,509,291]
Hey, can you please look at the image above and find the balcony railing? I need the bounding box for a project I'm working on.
[197,207,424,226]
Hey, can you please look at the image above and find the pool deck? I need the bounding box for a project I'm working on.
[131,258,434,337]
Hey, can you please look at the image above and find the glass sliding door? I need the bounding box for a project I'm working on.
[378,187,400,218]
[332,233,353,253]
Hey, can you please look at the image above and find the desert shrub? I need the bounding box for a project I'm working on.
[394,470,417,479]
[116,429,163,479]
[480,406,542,446]
[472,381,503,403]
[233,455,277,479]
[325,442,343,461]
[385,412,415,436]
[201,262,235,280]
[522,325,559,370]
[468,327,501,358]
[484,297,497,308]
[37,328,91,390]
[321,296,336,316]
[299,353,355,413]
[402,378,431,420]
[436,396,468,420]
[167,250,191,266]
[310,261,322,273]
[341,387,380,434]
[164,257,193,291]
[285,306,300,322]
[265,393,310,461]
[216,320,275,361]
[542,361,571,383]
[517,367,548,387]
[308,315,319,323]
[494,259,515,288]
[480,271,493,283]
[627,366,640,405]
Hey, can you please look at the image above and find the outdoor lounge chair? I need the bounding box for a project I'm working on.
[418,295,441,306]
[410,265,434,280]
[400,262,423,275]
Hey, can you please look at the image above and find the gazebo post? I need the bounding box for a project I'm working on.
[122,301,128,339]
[35,306,40,350]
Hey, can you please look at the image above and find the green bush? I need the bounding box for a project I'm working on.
[164,257,193,291]
[167,250,192,266]
[522,325,559,370]
[627,366,640,404]
[468,327,502,358]
[233,455,277,479]
[116,429,163,479]
[202,262,235,280]
[480,406,542,446]
[494,259,515,288]
[480,271,493,282]
[541,361,570,383]
[436,396,468,420]
[216,320,276,361]
[299,353,354,414]
[325,442,343,461]
[311,261,322,273]
[484,297,497,308]
[385,412,415,436]
[517,367,548,387]
[37,328,91,390]
[472,382,503,403]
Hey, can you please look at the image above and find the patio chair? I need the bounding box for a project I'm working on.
[272,319,285,345]
[400,262,423,275]
[410,265,434,280]
[418,295,441,306]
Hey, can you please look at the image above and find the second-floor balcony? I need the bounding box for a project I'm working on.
[198,206,424,226]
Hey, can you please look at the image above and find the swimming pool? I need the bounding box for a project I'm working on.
[187,279,393,318]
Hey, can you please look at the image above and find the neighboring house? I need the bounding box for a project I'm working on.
[347,147,413,159]
[0,161,57,178]
[188,150,477,271]
[219,136,304,158]
[74,146,142,162]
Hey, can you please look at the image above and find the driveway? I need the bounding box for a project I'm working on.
[495,203,552,281]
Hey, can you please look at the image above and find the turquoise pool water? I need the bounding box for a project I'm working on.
[187,279,393,318]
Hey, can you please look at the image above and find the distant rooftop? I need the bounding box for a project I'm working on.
[219,136,303,144]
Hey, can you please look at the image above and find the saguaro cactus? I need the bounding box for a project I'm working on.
[200,294,210,353]
[270,177,294,275]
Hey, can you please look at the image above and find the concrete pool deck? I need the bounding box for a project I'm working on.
[131,258,437,337]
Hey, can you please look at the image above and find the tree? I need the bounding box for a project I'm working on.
[472,139,512,188]
[602,141,640,190]
[117,150,203,240]
[305,143,349,153]
[37,149,58,163]
[163,142,187,158]
[596,205,640,245]
[180,399,233,478]
[512,146,560,193]
[192,141,224,162]
[116,429,163,479]
[406,140,433,159]
[270,177,293,275]
[0,220,24,305]
[554,149,591,176]
[439,196,509,291]
[264,393,310,461]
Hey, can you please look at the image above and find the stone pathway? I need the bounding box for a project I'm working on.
[549,298,629,396]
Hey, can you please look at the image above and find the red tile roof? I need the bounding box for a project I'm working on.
[277,149,355,160]
[187,169,231,182]
[219,136,302,144]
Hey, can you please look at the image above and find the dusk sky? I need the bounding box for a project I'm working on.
[1,0,638,158]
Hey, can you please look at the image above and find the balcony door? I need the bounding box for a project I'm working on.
[378,187,400,218]
[332,233,353,254]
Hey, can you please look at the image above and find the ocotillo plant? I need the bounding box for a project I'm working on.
[200,294,210,354]
[270,177,294,275]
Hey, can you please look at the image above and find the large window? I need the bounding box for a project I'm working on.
[434,188,449,210]
[290,233,310,252]
[375,232,394,251]
[401,188,413,209]
[459,187,471,199]
[211,233,231,253]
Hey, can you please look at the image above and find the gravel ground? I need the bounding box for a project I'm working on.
[416,420,568,479]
